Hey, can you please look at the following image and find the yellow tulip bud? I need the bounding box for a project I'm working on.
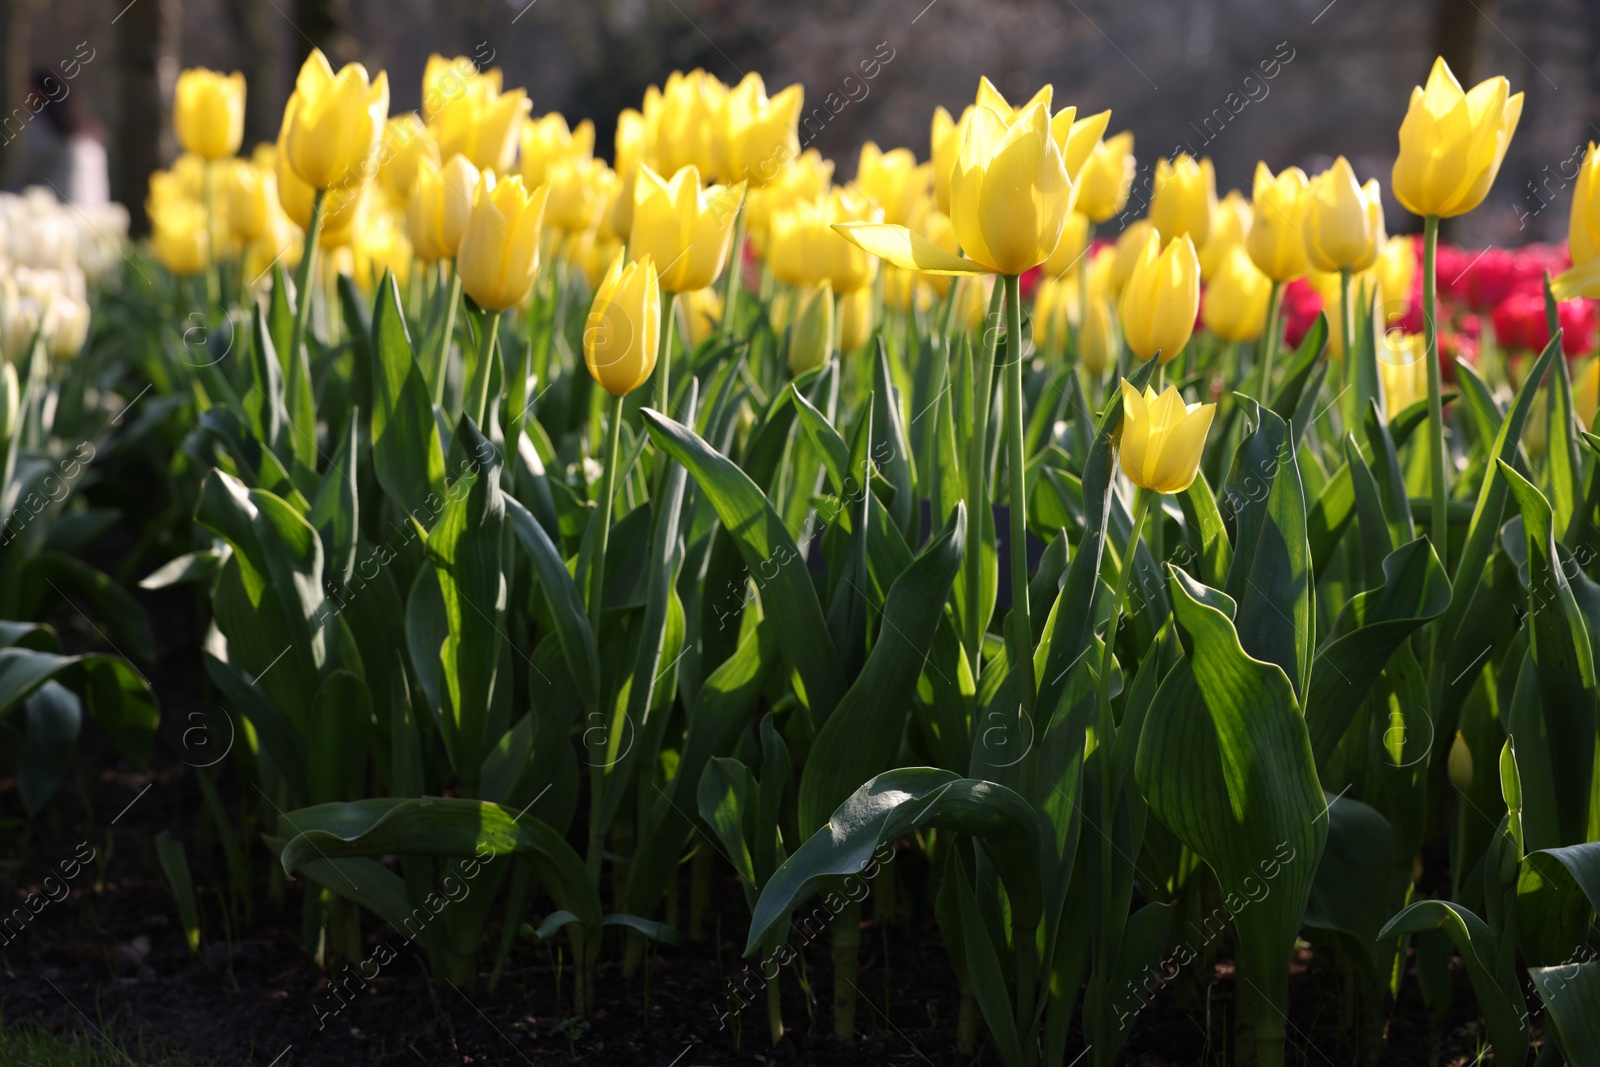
[1079,296,1116,377]
[351,208,413,292]
[857,142,932,227]
[406,154,479,262]
[1118,230,1199,364]
[175,68,245,161]
[584,251,660,396]
[770,188,882,293]
[519,113,595,190]
[950,100,1073,275]
[682,286,723,346]
[1392,56,1523,220]
[789,281,834,375]
[1304,157,1385,273]
[1552,144,1600,300]
[1076,131,1135,224]
[1448,731,1474,791]
[1247,162,1311,282]
[1574,357,1600,430]
[608,110,647,241]
[1033,274,1071,352]
[1110,219,1156,295]
[1199,190,1252,281]
[432,76,530,175]
[1149,155,1216,249]
[1371,237,1417,316]
[282,49,390,190]
[629,164,746,292]
[974,76,1053,124]
[244,194,302,284]
[546,157,617,233]
[1043,211,1091,277]
[746,149,832,252]
[219,158,270,244]
[1378,331,1429,419]
[150,199,210,276]
[1118,380,1216,494]
[651,69,729,180]
[930,105,960,215]
[725,73,803,189]
[1203,245,1273,343]
[421,54,486,126]
[457,172,550,312]
[378,114,440,205]
[837,284,874,353]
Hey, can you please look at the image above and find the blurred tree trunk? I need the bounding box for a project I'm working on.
[113,0,179,235]
[0,0,37,188]
[221,0,279,150]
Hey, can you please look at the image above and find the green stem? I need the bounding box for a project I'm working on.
[433,266,462,408]
[831,899,861,1041]
[1340,267,1354,426]
[1423,215,1447,566]
[468,309,501,428]
[655,289,679,415]
[588,391,626,637]
[719,202,748,341]
[963,278,1006,680]
[288,188,325,382]
[1003,273,1035,723]
[202,161,219,308]
[1259,279,1284,398]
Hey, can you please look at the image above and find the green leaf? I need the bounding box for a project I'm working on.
[1135,567,1327,1036]
[1222,399,1313,700]
[1378,900,1528,1063]
[17,682,80,814]
[308,670,370,804]
[1531,961,1600,1067]
[367,272,446,520]
[1303,538,1450,767]
[953,846,1024,1067]
[155,831,202,953]
[748,768,1040,952]
[505,495,599,709]
[641,407,846,721]
[0,647,157,771]
[1516,842,1600,967]
[244,304,286,458]
[872,339,915,538]
[797,503,965,835]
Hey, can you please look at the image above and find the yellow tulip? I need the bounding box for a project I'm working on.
[1076,131,1135,224]
[1378,330,1429,418]
[1574,356,1600,430]
[650,69,729,180]
[1033,273,1071,352]
[317,186,368,249]
[608,109,646,241]
[837,284,874,353]
[629,164,746,292]
[1304,157,1385,272]
[150,200,210,276]
[770,187,882,293]
[1118,380,1216,494]
[1110,219,1156,294]
[519,113,595,190]
[567,227,623,292]
[1079,295,1116,377]
[584,251,660,396]
[406,153,479,262]
[930,105,960,214]
[746,149,832,253]
[1199,189,1251,281]
[857,142,932,226]
[725,73,803,188]
[175,68,245,161]
[244,195,302,283]
[682,286,723,346]
[974,75,1053,124]
[377,114,439,206]
[211,158,264,244]
[1392,56,1523,219]
[1118,230,1199,364]
[432,76,530,175]
[1371,238,1417,315]
[1552,144,1600,300]
[1043,211,1091,277]
[1149,155,1216,249]
[918,207,960,298]
[1052,109,1111,187]
[351,208,413,291]
[1246,163,1311,282]
[1203,245,1272,343]
[789,281,834,375]
[546,157,617,233]
[147,153,206,212]
[948,101,1072,274]
[954,273,995,332]
[421,54,491,126]
[457,172,550,311]
[275,111,365,232]
[282,48,390,190]
[883,264,934,313]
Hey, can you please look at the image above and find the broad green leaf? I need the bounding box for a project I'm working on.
[872,339,915,538]
[308,670,370,804]
[1135,568,1327,1043]
[17,682,80,814]
[1531,961,1600,1067]
[797,503,965,835]
[1516,842,1600,967]
[1378,900,1527,1063]
[1304,538,1450,766]
[953,846,1024,1067]
[641,407,846,721]
[244,304,285,458]
[505,495,598,709]
[748,768,1041,952]
[0,647,157,770]
[367,272,446,520]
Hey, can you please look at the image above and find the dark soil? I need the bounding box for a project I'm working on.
[0,562,1538,1067]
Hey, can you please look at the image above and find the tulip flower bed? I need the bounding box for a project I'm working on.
[5,45,1600,1067]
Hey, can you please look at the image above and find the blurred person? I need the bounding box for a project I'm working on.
[18,70,110,207]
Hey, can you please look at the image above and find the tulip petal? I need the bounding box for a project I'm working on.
[1147,404,1215,493]
[1119,379,1150,486]
[1550,259,1600,302]
[830,223,989,276]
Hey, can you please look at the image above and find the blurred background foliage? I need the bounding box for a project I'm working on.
[1,0,1596,243]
